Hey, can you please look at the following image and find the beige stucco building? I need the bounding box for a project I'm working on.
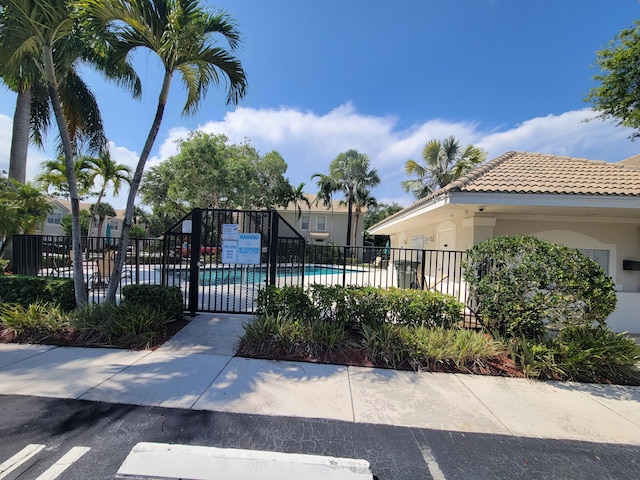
[276,193,367,247]
[38,199,125,237]
[369,151,640,333]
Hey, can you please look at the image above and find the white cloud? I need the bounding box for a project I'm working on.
[0,113,12,174]
[143,103,638,209]
[477,109,636,161]
[6,103,637,210]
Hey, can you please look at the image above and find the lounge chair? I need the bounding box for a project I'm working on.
[91,251,115,289]
[90,251,133,289]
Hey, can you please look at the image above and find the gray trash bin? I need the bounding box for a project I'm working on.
[393,260,420,289]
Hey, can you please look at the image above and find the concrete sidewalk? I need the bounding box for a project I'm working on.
[0,313,639,446]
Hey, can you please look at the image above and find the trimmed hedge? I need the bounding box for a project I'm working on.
[0,275,76,311]
[121,284,184,320]
[256,284,463,328]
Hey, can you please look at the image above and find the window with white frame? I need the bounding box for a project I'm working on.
[47,212,62,224]
[109,221,119,231]
[301,215,309,230]
[316,216,326,231]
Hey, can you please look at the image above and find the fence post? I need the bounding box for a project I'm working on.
[342,246,347,288]
[188,208,203,316]
[420,250,427,290]
[268,211,279,286]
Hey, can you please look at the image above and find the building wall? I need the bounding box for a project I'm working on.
[492,218,640,293]
[385,213,640,333]
[278,209,366,246]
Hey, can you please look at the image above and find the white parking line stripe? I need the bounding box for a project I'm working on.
[35,446,91,480]
[0,444,46,479]
[418,442,446,480]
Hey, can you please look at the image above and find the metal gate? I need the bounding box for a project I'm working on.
[162,208,305,314]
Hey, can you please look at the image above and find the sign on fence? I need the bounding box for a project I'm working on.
[221,224,260,264]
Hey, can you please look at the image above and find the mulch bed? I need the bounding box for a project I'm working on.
[0,317,191,350]
[237,346,526,378]
[1,317,525,378]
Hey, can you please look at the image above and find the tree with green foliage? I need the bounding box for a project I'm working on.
[61,209,91,236]
[312,149,380,246]
[91,202,116,237]
[0,176,50,260]
[402,136,487,199]
[0,1,140,185]
[0,0,140,307]
[35,156,94,199]
[129,224,147,239]
[586,20,640,139]
[78,0,247,302]
[363,202,403,246]
[281,182,311,221]
[141,132,294,216]
[463,236,617,340]
[86,152,131,235]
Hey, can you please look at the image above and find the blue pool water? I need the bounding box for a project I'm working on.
[192,265,364,286]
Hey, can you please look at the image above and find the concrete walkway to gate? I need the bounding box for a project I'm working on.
[0,313,639,446]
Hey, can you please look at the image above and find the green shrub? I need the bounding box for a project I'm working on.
[261,285,463,328]
[464,235,617,339]
[0,302,71,343]
[72,302,173,349]
[380,288,463,328]
[256,285,318,320]
[509,327,640,384]
[0,275,76,311]
[0,259,9,273]
[360,323,409,368]
[361,324,500,370]
[121,284,183,320]
[238,314,354,359]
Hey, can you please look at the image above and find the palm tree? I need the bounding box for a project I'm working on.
[80,0,248,302]
[283,182,311,222]
[312,149,380,247]
[86,152,131,235]
[352,188,377,248]
[35,156,94,199]
[91,201,116,238]
[0,177,50,264]
[0,3,140,184]
[0,3,38,184]
[0,0,118,307]
[402,136,487,199]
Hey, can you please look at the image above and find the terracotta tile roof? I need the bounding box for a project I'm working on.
[373,151,640,228]
[423,151,640,203]
[619,154,640,168]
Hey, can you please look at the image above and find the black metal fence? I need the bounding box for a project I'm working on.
[12,234,164,304]
[161,208,307,314]
[299,245,470,313]
[11,233,471,319]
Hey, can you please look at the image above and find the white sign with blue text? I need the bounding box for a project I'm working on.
[237,233,261,264]
[221,225,261,264]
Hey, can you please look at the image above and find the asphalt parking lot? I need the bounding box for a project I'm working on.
[2,395,640,480]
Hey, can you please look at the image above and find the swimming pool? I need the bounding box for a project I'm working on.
[177,265,365,286]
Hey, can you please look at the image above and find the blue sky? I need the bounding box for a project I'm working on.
[1,0,640,209]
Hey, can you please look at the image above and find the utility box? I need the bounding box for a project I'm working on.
[393,260,420,289]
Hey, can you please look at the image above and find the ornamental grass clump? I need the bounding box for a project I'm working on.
[0,302,72,343]
[72,302,173,350]
[509,326,640,385]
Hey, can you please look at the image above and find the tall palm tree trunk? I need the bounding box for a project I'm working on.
[43,45,87,308]
[346,187,353,247]
[8,84,30,183]
[105,73,171,302]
